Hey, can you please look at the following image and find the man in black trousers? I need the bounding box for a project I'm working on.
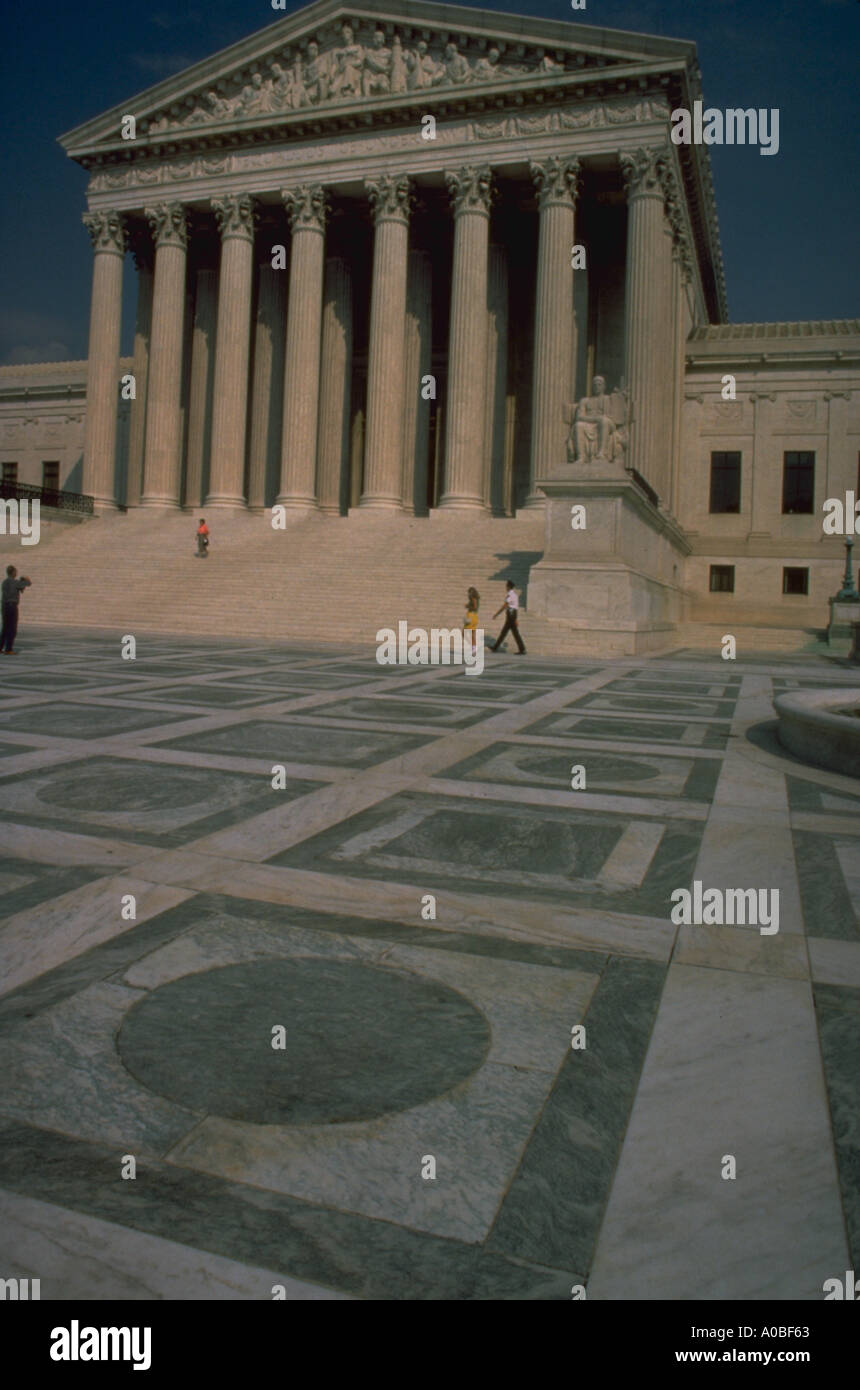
[0,565,32,654]
[489,580,526,655]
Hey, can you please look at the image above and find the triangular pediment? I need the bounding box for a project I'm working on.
[60,0,696,158]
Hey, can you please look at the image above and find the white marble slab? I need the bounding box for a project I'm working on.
[586,963,849,1300]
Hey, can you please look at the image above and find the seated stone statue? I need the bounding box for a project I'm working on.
[566,376,630,464]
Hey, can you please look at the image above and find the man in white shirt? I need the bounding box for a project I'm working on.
[489,580,526,655]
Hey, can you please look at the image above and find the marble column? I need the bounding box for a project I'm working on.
[621,147,676,502]
[360,175,412,509]
[485,243,509,514]
[141,202,188,507]
[184,266,218,509]
[402,249,433,514]
[440,166,493,510]
[316,257,353,514]
[528,156,581,504]
[205,194,257,508]
[82,210,127,509]
[247,261,287,512]
[277,185,327,509]
[125,229,153,508]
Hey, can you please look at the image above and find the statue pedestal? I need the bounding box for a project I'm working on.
[828,598,860,645]
[528,461,690,656]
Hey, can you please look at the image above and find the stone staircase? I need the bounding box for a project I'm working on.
[0,508,556,650]
[0,508,828,657]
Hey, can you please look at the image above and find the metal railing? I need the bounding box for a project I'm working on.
[0,481,94,515]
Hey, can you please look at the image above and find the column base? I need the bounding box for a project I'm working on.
[203,494,248,510]
[436,495,489,512]
[358,494,403,510]
[274,496,318,512]
[139,495,182,509]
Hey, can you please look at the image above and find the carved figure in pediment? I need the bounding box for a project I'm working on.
[405,40,445,90]
[472,47,501,81]
[363,29,392,97]
[443,42,471,85]
[566,376,630,464]
[268,62,296,110]
[205,90,233,120]
[297,40,329,106]
[237,72,267,116]
[330,23,363,98]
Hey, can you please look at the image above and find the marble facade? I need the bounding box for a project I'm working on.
[1,0,859,641]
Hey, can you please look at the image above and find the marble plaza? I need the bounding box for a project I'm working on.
[0,629,858,1299]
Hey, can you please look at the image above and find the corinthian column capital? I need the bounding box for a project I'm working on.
[281,184,328,233]
[212,193,258,242]
[529,156,582,211]
[145,202,189,249]
[365,174,413,225]
[82,209,128,256]
[620,146,670,200]
[445,165,494,217]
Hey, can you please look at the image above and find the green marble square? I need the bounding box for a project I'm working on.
[309,695,494,728]
[0,701,195,740]
[112,683,287,708]
[0,1118,581,1298]
[273,789,703,915]
[0,755,322,846]
[158,718,435,768]
[437,740,721,803]
[521,711,729,748]
[568,691,736,719]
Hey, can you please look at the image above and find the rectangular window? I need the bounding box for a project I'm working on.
[709,451,741,513]
[783,567,809,596]
[709,564,735,594]
[42,461,60,491]
[1,462,17,485]
[782,451,815,514]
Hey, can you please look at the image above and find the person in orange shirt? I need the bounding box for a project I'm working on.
[195,518,210,558]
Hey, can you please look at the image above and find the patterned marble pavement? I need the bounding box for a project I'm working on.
[0,628,858,1300]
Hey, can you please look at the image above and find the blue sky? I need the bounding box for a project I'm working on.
[0,0,857,364]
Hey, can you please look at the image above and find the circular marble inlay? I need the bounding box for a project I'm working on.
[514,750,658,785]
[41,763,206,813]
[117,959,491,1125]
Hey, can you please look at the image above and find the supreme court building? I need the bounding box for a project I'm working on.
[2,0,859,643]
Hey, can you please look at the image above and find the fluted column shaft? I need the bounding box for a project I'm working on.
[621,148,676,501]
[528,157,581,503]
[441,166,493,509]
[317,257,353,513]
[206,194,257,507]
[184,267,218,508]
[82,211,127,509]
[277,185,327,508]
[402,249,432,513]
[361,175,412,508]
[142,203,188,507]
[485,243,509,513]
[125,233,153,507]
[247,262,287,511]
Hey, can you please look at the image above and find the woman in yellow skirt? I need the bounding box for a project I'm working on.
[464,586,480,654]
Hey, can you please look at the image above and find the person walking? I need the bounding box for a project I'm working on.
[463,586,480,655]
[489,580,526,655]
[0,565,32,654]
[195,517,210,558]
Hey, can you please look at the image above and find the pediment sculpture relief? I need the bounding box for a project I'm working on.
[144,21,583,133]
